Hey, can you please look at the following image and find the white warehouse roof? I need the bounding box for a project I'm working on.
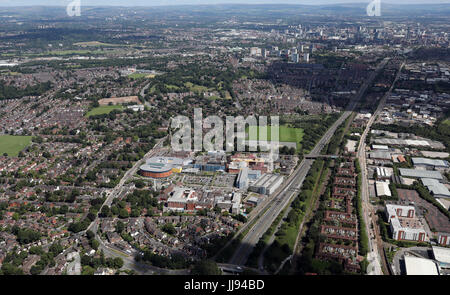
[404,256,439,275]
[432,246,450,265]
[375,181,391,197]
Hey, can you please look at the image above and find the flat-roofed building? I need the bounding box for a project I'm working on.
[399,168,443,180]
[421,178,450,199]
[372,144,389,150]
[385,204,428,242]
[375,167,393,179]
[215,192,242,214]
[404,256,439,275]
[412,157,449,170]
[166,187,198,212]
[420,151,450,159]
[369,151,392,160]
[432,246,450,269]
[375,181,392,198]
[249,174,284,195]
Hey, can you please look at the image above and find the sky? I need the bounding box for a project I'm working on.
[0,0,449,6]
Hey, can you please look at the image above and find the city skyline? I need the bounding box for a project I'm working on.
[0,0,449,6]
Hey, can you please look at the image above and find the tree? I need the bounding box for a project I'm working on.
[191,260,221,275]
[162,223,176,235]
[81,265,95,275]
[49,242,63,256]
[90,239,99,250]
[86,230,95,240]
[100,205,111,218]
[112,257,124,269]
[115,220,125,233]
[118,208,129,219]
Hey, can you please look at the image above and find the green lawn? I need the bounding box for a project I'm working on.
[73,41,122,47]
[128,73,155,79]
[246,125,304,148]
[184,82,211,93]
[0,135,32,157]
[85,105,124,117]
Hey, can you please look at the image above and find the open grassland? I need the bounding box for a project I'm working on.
[85,105,123,117]
[128,73,156,79]
[0,135,32,157]
[246,125,304,149]
[73,41,123,47]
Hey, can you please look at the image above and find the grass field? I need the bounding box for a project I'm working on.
[85,105,124,117]
[184,82,212,93]
[246,125,304,148]
[128,73,156,79]
[0,135,32,157]
[73,41,121,47]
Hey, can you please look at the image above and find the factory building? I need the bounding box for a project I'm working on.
[371,144,389,150]
[421,178,450,199]
[249,174,284,195]
[369,151,392,160]
[404,256,439,275]
[412,157,449,170]
[375,181,392,198]
[375,167,393,179]
[385,204,428,242]
[399,168,443,180]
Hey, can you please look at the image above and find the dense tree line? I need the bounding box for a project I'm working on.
[11,226,42,245]
[136,250,189,269]
[0,81,52,101]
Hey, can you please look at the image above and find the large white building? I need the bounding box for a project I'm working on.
[404,256,439,275]
[249,174,284,195]
[385,204,428,242]
[375,181,392,198]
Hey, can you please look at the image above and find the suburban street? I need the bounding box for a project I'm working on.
[86,136,167,233]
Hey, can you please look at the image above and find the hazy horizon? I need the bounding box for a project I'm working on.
[0,0,449,7]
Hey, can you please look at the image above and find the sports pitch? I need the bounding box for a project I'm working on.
[0,135,32,157]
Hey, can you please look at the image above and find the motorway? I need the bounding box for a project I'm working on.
[228,57,390,267]
[357,60,404,275]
